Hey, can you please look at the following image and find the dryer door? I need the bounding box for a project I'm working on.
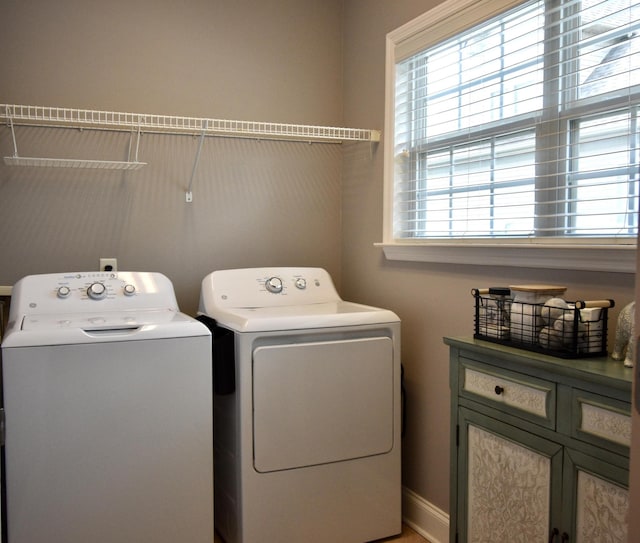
[252,336,394,472]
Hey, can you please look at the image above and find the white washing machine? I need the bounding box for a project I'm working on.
[1,271,213,543]
[198,267,401,543]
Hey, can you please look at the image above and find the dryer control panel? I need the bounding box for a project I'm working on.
[9,272,179,317]
[200,267,342,311]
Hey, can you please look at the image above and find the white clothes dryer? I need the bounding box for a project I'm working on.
[198,267,401,543]
[1,272,213,543]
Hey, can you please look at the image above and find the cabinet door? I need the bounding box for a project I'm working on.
[563,448,629,543]
[457,407,563,543]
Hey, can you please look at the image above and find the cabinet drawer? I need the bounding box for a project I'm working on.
[460,359,556,428]
[572,389,631,453]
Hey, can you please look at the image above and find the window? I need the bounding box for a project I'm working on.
[384,0,639,256]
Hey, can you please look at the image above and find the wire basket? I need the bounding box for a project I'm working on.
[472,288,613,359]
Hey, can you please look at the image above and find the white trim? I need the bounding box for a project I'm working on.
[383,30,398,244]
[388,0,519,61]
[377,242,636,274]
[402,486,449,543]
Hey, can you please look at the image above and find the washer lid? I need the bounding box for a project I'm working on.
[205,301,399,332]
[21,308,180,330]
[2,310,209,347]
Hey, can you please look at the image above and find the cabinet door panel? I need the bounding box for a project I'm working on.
[458,408,563,543]
[564,449,629,543]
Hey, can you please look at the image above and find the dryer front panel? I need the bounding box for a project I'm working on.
[252,336,393,472]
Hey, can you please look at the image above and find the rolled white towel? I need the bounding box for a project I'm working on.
[539,326,564,349]
[511,302,537,343]
[541,298,570,325]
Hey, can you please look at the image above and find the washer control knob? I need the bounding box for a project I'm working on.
[56,286,71,299]
[295,278,307,290]
[87,282,107,300]
[123,284,136,296]
[265,276,283,294]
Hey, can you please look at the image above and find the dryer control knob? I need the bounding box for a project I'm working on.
[87,282,107,300]
[265,276,283,294]
[295,278,306,290]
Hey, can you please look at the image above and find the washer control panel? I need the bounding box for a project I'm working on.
[51,272,140,303]
[10,271,179,317]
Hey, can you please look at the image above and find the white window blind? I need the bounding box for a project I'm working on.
[391,0,640,241]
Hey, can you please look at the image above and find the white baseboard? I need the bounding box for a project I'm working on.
[402,487,449,543]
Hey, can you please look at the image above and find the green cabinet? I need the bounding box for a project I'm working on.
[446,337,632,543]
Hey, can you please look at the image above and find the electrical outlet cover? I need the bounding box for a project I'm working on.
[99,258,118,272]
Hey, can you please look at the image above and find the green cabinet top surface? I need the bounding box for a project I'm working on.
[444,336,632,394]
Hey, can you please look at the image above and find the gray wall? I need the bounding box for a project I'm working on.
[340,0,636,515]
[0,0,345,313]
[0,0,636,524]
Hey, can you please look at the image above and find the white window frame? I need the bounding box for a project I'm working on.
[379,0,637,273]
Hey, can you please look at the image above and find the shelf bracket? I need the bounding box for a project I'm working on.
[8,113,18,158]
[186,121,207,203]
[127,123,142,164]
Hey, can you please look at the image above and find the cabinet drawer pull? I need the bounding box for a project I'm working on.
[561,532,569,542]
[494,385,504,395]
[548,527,559,543]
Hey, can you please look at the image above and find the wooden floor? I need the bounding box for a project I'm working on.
[214,523,430,542]
[377,523,431,542]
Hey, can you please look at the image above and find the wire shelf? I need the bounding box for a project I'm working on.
[1,103,380,197]
[1,104,381,143]
[3,157,146,170]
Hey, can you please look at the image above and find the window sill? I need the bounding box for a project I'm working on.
[375,242,636,274]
